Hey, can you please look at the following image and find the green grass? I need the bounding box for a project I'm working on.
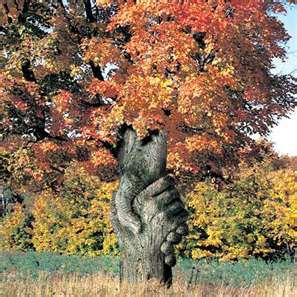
[177,257,295,287]
[0,252,119,279]
[0,252,295,287]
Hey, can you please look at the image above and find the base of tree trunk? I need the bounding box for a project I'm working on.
[120,247,172,286]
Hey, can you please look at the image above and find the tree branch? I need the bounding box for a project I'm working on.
[18,0,30,24]
[84,0,95,23]
[34,127,68,142]
[89,61,104,80]
[21,59,36,82]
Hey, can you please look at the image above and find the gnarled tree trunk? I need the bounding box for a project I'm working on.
[110,127,188,286]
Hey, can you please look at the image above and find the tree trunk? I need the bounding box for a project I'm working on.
[110,127,188,286]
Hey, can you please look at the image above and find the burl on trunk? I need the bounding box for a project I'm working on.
[110,127,188,286]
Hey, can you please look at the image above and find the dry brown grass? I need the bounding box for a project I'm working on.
[0,272,296,297]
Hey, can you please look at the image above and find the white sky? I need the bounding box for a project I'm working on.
[268,7,297,156]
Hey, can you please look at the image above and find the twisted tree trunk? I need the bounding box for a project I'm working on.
[110,127,188,286]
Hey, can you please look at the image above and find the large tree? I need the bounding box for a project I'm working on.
[1,0,297,285]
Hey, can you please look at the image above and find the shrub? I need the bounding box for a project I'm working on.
[31,162,118,256]
[182,164,297,261]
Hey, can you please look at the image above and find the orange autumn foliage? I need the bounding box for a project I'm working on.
[0,0,296,185]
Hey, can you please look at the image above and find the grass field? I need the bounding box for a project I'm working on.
[0,272,296,297]
[0,252,296,296]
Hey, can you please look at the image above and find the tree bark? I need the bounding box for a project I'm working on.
[110,127,188,286]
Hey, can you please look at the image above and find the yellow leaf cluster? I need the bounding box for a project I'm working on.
[15,162,120,256]
[182,165,297,261]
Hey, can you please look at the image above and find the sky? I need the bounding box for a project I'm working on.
[268,6,297,156]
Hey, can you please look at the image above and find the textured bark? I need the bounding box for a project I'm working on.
[110,127,188,286]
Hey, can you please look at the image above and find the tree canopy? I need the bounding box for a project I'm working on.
[1,0,297,191]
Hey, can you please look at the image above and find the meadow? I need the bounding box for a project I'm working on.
[0,252,296,297]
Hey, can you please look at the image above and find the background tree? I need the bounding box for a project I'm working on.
[183,158,297,261]
[1,0,297,285]
[32,162,118,256]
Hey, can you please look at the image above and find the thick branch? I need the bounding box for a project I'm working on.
[21,59,36,82]
[18,0,30,24]
[34,127,68,142]
[89,61,104,80]
[84,0,95,23]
